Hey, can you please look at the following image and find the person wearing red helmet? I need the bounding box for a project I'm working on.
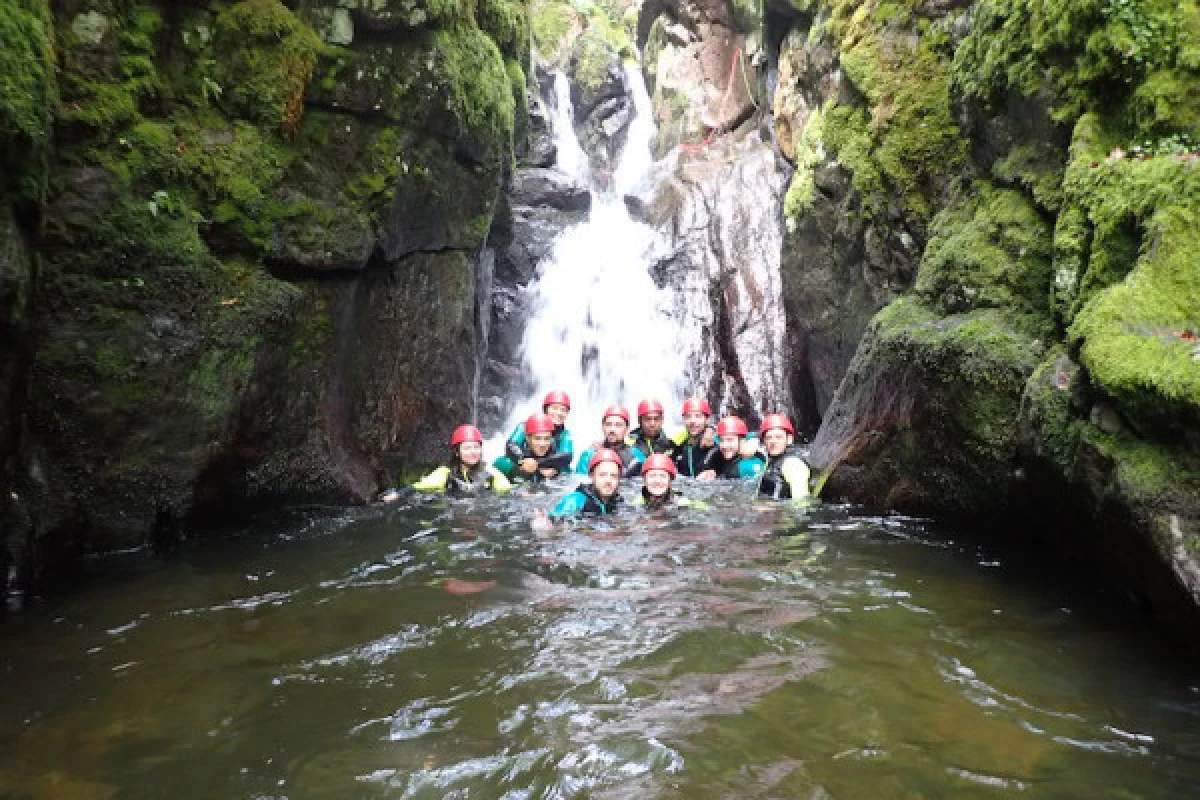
[493,412,573,483]
[756,413,811,500]
[534,448,624,525]
[409,424,513,496]
[631,453,700,510]
[504,389,575,466]
[629,398,679,457]
[574,404,646,478]
[672,397,717,477]
[697,416,765,480]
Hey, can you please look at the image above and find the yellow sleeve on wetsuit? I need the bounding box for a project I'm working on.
[488,466,513,494]
[782,457,811,499]
[667,426,689,446]
[412,466,450,492]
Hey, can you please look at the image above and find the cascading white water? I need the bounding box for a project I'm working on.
[488,66,695,451]
[550,72,589,185]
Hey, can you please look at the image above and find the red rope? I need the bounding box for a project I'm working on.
[678,46,744,154]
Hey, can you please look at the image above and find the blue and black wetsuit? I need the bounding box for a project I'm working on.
[701,448,765,479]
[493,440,572,484]
[550,482,622,517]
[506,423,574,462]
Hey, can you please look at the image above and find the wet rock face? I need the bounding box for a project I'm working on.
[639,0,758,157]
[567,54,633,189]
[3,0,524,587]
[627,131,792,422]
[771,22,920,434]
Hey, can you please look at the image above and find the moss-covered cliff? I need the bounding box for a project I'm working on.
[758,0,1200,634]
[1,0,532,589]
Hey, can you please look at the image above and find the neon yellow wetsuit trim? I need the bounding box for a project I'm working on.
[412,465,512,494]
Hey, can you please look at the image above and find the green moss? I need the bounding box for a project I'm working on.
[782,105,826,225]
[953,0,1199,140]
[0,0,56,144]
[478,0,531,64]
[58,3,162,135]
[991,142,1066,212]
[915,180,1054,325]
[1061,112,1200,435]
[431,27,515,165]
[506,57,530,158]
[1051,201,1092,324]
[212,0,324,135]
[805,4,965,225]
[531,0,575,63]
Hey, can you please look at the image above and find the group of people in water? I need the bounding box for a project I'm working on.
[406,390,814,524]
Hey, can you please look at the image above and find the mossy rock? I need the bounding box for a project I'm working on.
[953,0,1199,139]
[478,0,532,65]
[1056,113,1200,443]
[0,0,57,202]
[211,0,324,135]
[56,2,162,136]
[914,180,1054,324]
[812,296,1046,516]
[312,27,513,167]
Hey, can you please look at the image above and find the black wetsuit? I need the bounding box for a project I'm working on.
[701,448,746,479]
[757,446,810,499]
[673,436,714,477]
[445,463,496,496]
[510,441,572,483]
[629,427,676,457]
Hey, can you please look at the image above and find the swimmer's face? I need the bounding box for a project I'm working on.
[544,403,569,427]
[602,415,628,445]
[640,413,663,437]
[683,411,708,436]
[457,441,483,466]
[763,429,792,456]
[642,469,672,497]
[591,462,621,497]
[528,431,554,456]
[718,435,741,460]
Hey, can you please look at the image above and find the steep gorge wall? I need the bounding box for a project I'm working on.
[762,0,1200,633]
[0,0,530,590]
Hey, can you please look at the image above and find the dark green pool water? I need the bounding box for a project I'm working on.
[2,483,1198,799]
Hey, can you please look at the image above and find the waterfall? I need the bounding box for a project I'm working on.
[488,66,695,448]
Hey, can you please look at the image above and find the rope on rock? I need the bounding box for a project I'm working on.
[678,45,744,154]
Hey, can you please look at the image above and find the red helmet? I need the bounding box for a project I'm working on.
[681,397,711,416]
[450,424,484,447]
[716,416,748,438]
[525,412,557,435]
[587,448,624,473]
[759,413,796,436]
[542,390,571,410]
[641,453,677,477]
[636,398,665,418]
[601,404,630,423]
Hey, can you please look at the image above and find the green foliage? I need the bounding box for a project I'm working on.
[431,27,516,165]
[915,180,1054,325]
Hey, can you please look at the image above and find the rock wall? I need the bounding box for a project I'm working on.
[763,0,1200,636]
[0,0,530,591]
